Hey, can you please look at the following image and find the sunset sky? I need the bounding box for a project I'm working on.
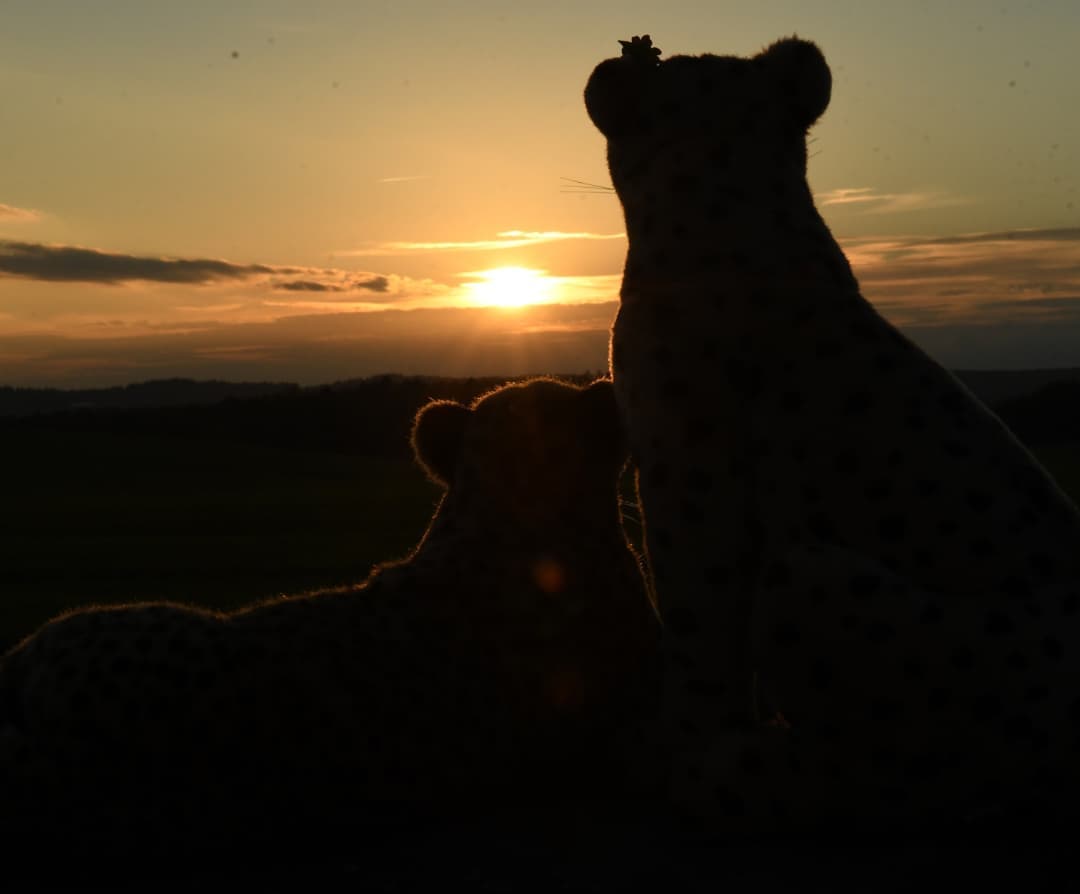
[1,0,1078,387]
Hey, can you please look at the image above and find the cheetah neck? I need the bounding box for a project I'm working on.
[617,166,861,307]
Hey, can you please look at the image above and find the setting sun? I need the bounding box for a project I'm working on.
[460,267,557,309]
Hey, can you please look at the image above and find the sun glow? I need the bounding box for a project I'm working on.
[460,266,557,308]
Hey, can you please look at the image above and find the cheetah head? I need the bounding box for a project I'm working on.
[411,378,627,529]
[584,36,831,226]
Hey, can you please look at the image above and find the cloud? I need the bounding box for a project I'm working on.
[842,226,1080,330]
[348,230,626,256]
[0,240,282,284]
[0,204,41,222]
[273,275,389,293]
[819,186,969,214]
[376,175,431,184]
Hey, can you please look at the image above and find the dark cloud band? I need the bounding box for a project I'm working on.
[0,240,285,284]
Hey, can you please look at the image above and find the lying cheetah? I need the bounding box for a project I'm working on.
[0,377,659,862]
[585,35,1080,826]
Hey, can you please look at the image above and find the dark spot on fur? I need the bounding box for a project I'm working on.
[771,622,800,648]
[709,143,730,166]
[849,574,881,599]
[1027,552,1056,579]
[763,561,791,588]
[942,440,972,459]
[1025,684,1049,704]
[984,612,1015,635]
[870,698,903,723]
[949,646,975,670]
[685,679,728,699]
[703,565,729,590]
[919,602,943,625]
[901,659,924,680]
[648,462,670,487]
[915,479,940,497]
[668,173,697,193]
[972,693,1002,722]
[1041,636,1064,661]
[1002,575,1032,600]
[865,622,896,644]
[863,479,892,502]
[809,658,832,690]
[680,500,706,524]
[712,785,746,817]
[1005,650,1031,672]
[833,449,860,476]
[807,513,838,542]
[814,338,846,359]
[779,391,803,412]
[843,392,873,416]
[873,352,899,373]
[738,746,764,776]
[1002,714,1035,741]
[969,538,994,558]
[927,688,951,711]
[665,606,698,636]
[878,515,906,542]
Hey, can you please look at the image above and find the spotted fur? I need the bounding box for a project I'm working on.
[585,35,1080,827]
[0,377,659,859]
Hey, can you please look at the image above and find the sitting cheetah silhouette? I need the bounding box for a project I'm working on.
[0,377,659,864]
[585,34,1080,828]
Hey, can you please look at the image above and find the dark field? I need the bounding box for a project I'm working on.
[2,372,1079,653]
[3,375,1079,885]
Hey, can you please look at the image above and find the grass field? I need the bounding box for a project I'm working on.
[3,425,1079,655]
[0,428,441,652]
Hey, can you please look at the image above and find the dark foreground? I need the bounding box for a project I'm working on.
[9,803,1075,891]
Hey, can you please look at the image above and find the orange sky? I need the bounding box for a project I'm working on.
[1,1,1078,387]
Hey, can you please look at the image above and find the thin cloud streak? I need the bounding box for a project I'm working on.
[0,204,41,222]
[348,230,626,256]
[819,186,970,214]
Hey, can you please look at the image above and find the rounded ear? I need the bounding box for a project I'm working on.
[584,57,653,139]
[578,378,629,467]
[411,400,471,487]
[756,37,831,129]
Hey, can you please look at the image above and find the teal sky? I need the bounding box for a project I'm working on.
[1,1,1079,386]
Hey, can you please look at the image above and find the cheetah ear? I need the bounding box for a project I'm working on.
[585,57,652,139]
[579,378,630,468]
[756,37,831,129]
[411,400,471,488]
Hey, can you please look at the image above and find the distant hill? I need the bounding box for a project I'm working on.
[0,369,1076,461]
[955,368,1080,406]
[0,373,597,460]
[2,368,1077,418]
[0,378,300,417]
